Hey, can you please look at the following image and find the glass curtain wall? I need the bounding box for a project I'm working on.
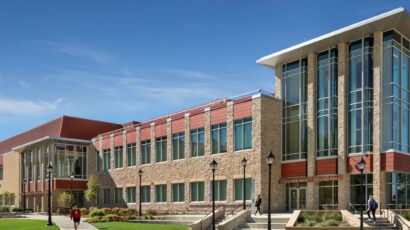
[54,143,87,179]
[282,59,308,161]
[382,30,410,152]
[386,172,410,209]
[317,49,338,157]
[350,174,373,210]
[348,37,374,154]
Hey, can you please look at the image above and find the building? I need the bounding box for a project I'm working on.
[257,7,410,210]
[0,7,409,213]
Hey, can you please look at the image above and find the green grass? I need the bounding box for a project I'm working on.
[91,222,189,230]
[0,219,60,230]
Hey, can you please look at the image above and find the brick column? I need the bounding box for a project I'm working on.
[337,42,350,209]
[110,133,114,171]
[122,130,127,169]
[136,127,141,167]
[227,101,234,153]
[151,122,155,165]
[167,118,172,163]
[274,64,282,100]
[307,52,318,210]
[204,107,211,156]
[373,31,385,211]
[185,113,190,160]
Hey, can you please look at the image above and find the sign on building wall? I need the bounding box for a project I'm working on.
[279,175,343,184]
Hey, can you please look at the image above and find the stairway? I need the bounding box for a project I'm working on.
[363,217,396,230]
[206,214,233,230]
[234,214,289,230]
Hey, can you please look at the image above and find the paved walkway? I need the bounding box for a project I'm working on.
[23,214,97,230]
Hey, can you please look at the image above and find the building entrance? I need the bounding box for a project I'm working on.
[287,183,307,210]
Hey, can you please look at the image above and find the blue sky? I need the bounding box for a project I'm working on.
[0,0,409,140]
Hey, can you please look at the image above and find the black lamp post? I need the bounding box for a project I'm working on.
[23,178,26,213]
[357,157,366,230]
[46,163,53,226]
[70,172,74,207]
[210,159,218,230]
[266,151,275,230]
[242,157,247,210]
[138,169,143,217]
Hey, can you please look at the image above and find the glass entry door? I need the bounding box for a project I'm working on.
[289,187,307,210]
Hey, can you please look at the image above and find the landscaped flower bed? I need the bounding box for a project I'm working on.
[398,211,410,221]
[79,207,162,223]
[296,211,350,227]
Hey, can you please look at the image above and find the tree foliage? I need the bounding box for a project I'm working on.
[85,174,100,204]
[57,192,73,207]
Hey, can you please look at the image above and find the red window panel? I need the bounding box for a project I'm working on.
[102,135,111,149]
[211,107,227,125]
[172,118,185,133]
[281,161,307,178]
[347,155,373,173]
[140,127,151,141]
[113,132,123,146]
[233,100,252,120]
[316,158,338,175]
[126,129,136,144]
[190,113,205,129]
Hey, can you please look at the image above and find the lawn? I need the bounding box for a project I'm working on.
[0,219,60,230]
[91,222,189,230]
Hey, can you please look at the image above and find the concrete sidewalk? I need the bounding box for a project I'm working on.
[23,214,97,230]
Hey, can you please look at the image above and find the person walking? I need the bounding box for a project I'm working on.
[70,206,81,230]
[367,195,378,224]
[255,194,262,215]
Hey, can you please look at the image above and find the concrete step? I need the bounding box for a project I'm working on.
[128,219,192,225]
[157,215,205,221]
[247,217,289,223]
[239,222,286,229]
[234,228,284,230]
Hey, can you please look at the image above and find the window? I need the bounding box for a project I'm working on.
[155,137,167,162]
[126,187,136,203]
[155,185,167,203]
[96,151,100,172]
[319,181,338,209]
[22,152,26,179]
[96,190,100,205]
[141,186,151,203]
[234,117,252,151]
[0,165,3,180]
[211,123,227,154]
[382,30,410,152]
[172,183,185,202]
[29,151,33,181]
[114,146,123,168]
[234,178,251,201]
[114,188,123,204]
[103,189,110,204]
[172,132,185,160]
[103,149,111,170]
[282,59,308,161]
[386,172,410,209]
[348,37,374,154]
[350,174,373,210]
[140,140,151,165]
[211,180,227,201]
[317,49,338,157]
[36,149,41,180]
[55,145,65,177]
[191,128,205,157]
[190,182,204,202]
[127,143,136,167]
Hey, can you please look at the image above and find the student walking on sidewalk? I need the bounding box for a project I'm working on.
[70,206,81,230]
[367,195,378,224]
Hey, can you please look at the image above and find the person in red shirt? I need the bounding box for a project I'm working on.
[70,206,81,230]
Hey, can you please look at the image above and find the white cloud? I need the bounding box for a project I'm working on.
[18,80,30,88]
[0,98,63,115]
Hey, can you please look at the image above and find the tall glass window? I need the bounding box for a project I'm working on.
[114,146,123,168]
[96,151,100,172]
[172,183,185,202]
[126,143,136,167]
[350,174,373,210]
[386,172,410,209]
[126,187,136,203]
[282,59,308,161]
[234,117,252,151]
[114,188,123,204]
[348,37,374,154]
[36,149,41,180]
[172,132,185,160]
[191,128,205,157]
[190,182,205,202]
[382,30,410,152]
[141,186,151,203]
[103,149,111,171]
[211,180,227,201]
[317,49,338,157]
[103,189,110,204]
[140,140,151,165]
[155,185,167,203]
[319,181,338,209]
[0,165,3,180]
[234,178,251,201]
[29,151,33,181]
[211,123,227,154]
[22,152,26,179]
[155,137,167,162]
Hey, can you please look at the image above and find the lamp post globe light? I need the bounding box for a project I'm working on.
[70,172,74,207]
[210,159,218,230]
[357,157,366,230]
[266,151,275,230]
[23,178,26,213]
[46,163,53,226]
[138,169,143,217]
[242,157,247,210]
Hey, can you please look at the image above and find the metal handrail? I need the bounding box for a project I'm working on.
[348,202,358,213]
[224,205,242,219]
[198,205,224,230]
[388,209,410,228]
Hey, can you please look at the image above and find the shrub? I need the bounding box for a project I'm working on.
[89,206,98,212]
[0,206,10,212]
[101,208,112,214]
[324,219,340,226]
[146,209,157,215]
[111,207,120,215]
[25,208,34,213]
[12,208,23,212]
[80,208,89,215]
[57,208,65,215]
[330,211,342,221]
[104,214,121,222]
[90,209,105,217]
[321,212,331,221]
[87,216,104,223]
[119,208,135,216]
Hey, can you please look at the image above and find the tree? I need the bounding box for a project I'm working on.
[57,192,72,208]
[85,174,100,206]
[1,191,15,209]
